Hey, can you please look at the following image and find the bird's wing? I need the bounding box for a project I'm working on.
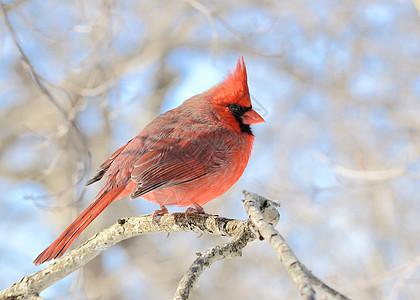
[129,136,221,199]
[86,139,133,186]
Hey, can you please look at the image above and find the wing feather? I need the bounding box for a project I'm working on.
[86,139,133,186]
[129,139,211,199]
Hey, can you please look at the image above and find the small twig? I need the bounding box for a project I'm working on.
[184,0,219,55]
[355,254,420,290]
[184,0,244,57]
[173,226,254,300]
[242,190,350,300]
[0,213,246,300]
[173,193,280,300]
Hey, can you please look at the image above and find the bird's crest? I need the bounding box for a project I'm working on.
[210,56,251,106]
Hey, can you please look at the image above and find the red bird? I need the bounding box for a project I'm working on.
[34,57,264,265]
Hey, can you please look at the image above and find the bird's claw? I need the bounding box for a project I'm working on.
[152,205,168,223]
[185,203,206,215]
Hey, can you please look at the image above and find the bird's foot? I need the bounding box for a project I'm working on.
[186,205,207,238]
[185,203,206,215]
[152,205,168,223]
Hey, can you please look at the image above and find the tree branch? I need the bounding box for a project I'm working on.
[243,190,350,300]
[0,191,350,300]
[173,194,280,299]
[0,213,246,300]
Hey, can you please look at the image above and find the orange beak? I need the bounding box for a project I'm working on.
[242,109,265,125]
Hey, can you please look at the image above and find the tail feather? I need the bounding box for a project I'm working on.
[33,186,124,265]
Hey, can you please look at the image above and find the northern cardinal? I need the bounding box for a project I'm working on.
[34,57,264,265]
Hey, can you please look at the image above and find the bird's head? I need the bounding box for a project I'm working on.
[209,57,265,135]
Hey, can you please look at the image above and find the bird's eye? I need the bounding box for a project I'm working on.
[229,104,241,114]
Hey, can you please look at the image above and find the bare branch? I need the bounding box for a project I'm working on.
[0,213,246,300]
[242,190,350,300]
[1,191,350,300]
[184,0,244,56]
[173,226,254,300]
[173,193,280,299]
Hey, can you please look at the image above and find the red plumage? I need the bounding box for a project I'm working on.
[33,57,264,265]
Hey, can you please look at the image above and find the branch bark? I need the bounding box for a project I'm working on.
[0,213,246,300]
[243,190,350,300]
[173,193,280,299]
